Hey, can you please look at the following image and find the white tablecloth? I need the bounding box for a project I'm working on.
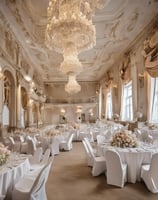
[97,142,158,183]
[0,154,30,198]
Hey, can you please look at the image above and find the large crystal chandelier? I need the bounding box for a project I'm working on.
[45,0,106,94]
[65,73,81,94]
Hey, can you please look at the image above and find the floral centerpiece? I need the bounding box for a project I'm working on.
[0,143,10,166]
[111,130,138,148]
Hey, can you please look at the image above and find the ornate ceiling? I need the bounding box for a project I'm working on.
[0,0,158,83]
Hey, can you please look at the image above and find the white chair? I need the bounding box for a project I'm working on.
[33,135,42,148]
[84,138,106,176]
[84,137,97,156]
[82,140,93,167]
[16,135,28,153]
[30,148,51,171]
[29,147,43,165]
[141,153,158,193]
[134,128,143,141]
[8,136,20,152]
[106,150,127,188]
[40,148,51,165]
[50,137,60,155]
[12,157,53,200]
[59,133,74,151]
[146,134,153,144]
[96,135,106,145]
[27,138,36,155]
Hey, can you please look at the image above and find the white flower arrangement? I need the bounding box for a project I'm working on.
[0,143,10,165]
[111,130,138,148]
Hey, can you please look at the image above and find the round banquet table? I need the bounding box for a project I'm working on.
[0,154,30,198]
[97,142,158,183]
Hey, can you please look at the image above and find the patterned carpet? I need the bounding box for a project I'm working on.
[46,142,158,200]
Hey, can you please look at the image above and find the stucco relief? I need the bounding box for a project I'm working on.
[142,29,158,76]
[4,27,19,67]
[5,29,14,60]
[14,8,24,26]
[119,54,131,82]
[20,57,30,73]
[0,0,158,83]
[105,10,139,42]
[3,77,10,105]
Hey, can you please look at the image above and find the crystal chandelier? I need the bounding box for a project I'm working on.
[45,0,106,94]
[65,73,81,95]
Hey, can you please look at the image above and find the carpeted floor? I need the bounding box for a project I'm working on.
[46,142,158,200]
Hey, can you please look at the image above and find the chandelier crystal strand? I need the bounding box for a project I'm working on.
[45,0,106,94]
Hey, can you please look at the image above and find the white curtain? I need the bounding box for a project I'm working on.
[106,88,112,119]
[2,104,9,125]
[120,83,124,121]
[21,107,25,128]
[131,64,137,121]
[148,76,157,123]
[120,81,133,121]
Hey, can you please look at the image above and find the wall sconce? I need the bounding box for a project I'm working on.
[138,73,144,88]
[24,74,31,82]
[89,108,94,116]
[24,68,34,82]
[76,106,82,113]
[96,84,100,95]
[60,108,66,115]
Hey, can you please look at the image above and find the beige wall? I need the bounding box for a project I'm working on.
[43,82,99,124]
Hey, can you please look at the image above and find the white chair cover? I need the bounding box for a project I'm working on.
[27,138,36,155]
[134,128,143,141]
[96,135,106,144]
[83,137,97,155]
[29,148,51,171]
[59,133,74,151]
[29,147,43,165]
[84,138,106,176]
[12,157,54,200]
[50,137,60,155]
[82,140,93,167]
[106,150,127,187]
[8,136,20,152]
[15,135,28,153]
[40,148,51,166]
[141,153,158,193]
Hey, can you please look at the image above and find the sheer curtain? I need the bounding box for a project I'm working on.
[106,88,112,120]
[148,77,158,123]
[120,83,124,120]
[121,81,133,121]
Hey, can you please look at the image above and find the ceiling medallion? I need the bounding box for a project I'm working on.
[45,0,105,94]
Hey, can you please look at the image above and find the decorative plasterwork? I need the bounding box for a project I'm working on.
[142,28,158,77]
[119,54,131,82]
[0,0,158,83]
